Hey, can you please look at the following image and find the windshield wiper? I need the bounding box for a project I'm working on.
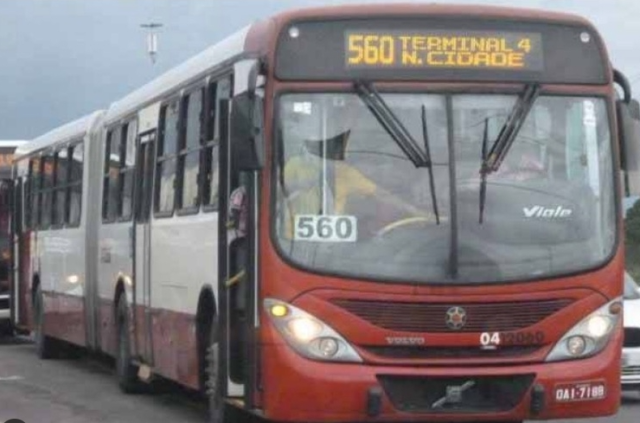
[354,81,429,168]
[479,118,489,224]
[354,81,440,223]
[421,105,440,224]
[482,83,540,174]
[478,83,540,224]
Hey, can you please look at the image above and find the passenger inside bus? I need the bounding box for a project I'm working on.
[493,140,547,181]
[280,97,437,239]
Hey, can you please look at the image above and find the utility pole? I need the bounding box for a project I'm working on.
[141,23,163,64]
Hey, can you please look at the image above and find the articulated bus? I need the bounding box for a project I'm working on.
[10,4,640,423]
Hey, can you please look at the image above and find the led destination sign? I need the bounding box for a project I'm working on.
[345,31,543,70]
[275,19,607,83]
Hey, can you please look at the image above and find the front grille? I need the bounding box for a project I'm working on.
[378,374,535,413]
[364,345,539,360]
[332,298,572,333]
[622,366,640,377]
[624,328,640,348]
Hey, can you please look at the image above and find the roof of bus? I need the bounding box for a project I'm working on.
[14,110,104,159]
[270,3,593,25]
[104,25,251,125]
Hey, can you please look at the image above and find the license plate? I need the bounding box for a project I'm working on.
[554,381,606,402]
[622,353,640,367]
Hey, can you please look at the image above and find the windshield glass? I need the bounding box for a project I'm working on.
[274,92,615,284]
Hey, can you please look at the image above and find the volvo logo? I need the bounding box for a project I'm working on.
[445,306,467,330]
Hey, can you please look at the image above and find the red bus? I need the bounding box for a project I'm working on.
[10,4,640,423]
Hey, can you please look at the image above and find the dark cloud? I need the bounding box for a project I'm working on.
[0,0,636,138]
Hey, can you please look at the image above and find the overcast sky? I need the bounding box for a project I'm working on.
[0,0,638,139]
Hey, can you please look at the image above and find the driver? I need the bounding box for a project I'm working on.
[495,140,546,182]
[281,96,434,237]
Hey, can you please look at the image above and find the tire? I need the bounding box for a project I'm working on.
[115,296,143,393]
[33,285,56,359]
[207,318,223,423]
[198,310,214,393]
[206,318,250,423]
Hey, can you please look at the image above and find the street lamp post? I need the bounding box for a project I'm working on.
[141,23,163,64]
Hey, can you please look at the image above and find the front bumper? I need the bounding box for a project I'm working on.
[261,338,621,422]
[622,346,640,387]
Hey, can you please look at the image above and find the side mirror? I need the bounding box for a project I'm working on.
[618,98,640,196]
[230,92,264,171]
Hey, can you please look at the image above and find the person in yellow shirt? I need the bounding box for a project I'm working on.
[281,129,431,239]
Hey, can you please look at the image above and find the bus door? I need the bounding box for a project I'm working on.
[133,131,156,365]
[220,92,260,407]
[218,98,243,399]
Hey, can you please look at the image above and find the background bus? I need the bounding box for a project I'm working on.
[10,4,640,423]
[0,140,26,336]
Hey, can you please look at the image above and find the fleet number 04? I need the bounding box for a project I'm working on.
[480,331,545,346]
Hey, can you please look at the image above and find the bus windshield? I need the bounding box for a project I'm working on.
[274,92,615,284]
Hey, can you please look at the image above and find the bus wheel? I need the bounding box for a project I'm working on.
[206,318,226,423]
[116,296,143,393]
[34,285,56,359]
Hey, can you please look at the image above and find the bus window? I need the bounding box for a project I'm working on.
[178,88,204,210]
[32,158,41,228]
[120,120,137,220]
[53,148,69,226]
[203,77,230,210]
[156,100,179,214]
[202,81,218,209]
[103,127,122,221]
[68,142,83,226]
[40,154,54,229]
[26,159,36,228]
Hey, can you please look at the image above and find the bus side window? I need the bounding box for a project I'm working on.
[26,159,35,229]
[15,178,24,236]
[20,175,27,233]
[32,157,42,229]
[203,76,231,211]
[177,87,204,211]
[40,153,54,230]
[155,100,180,216]
[103,127,122,222]
[119,120,137,220]
[52,148,69,226]
[68,142,84,227]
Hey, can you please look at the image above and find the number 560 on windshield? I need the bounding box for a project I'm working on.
[294,215,358,242]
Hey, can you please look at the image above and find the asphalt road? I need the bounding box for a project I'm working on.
[0,336,638,423]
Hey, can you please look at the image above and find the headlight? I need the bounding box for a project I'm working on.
[587,315,610,338]
[566,335,586,356]
[546,298,621,362]
[287,318,323,342]
[264,298,362,363]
